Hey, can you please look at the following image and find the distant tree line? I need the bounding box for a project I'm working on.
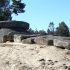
[28,21,70,37]
[28,28,47,35]
[47,21,70,37]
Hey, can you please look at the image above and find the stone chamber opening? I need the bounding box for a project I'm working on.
[3,35,14,42]
[47,40,54,45]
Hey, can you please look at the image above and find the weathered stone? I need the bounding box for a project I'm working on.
[7,35,14,42]
[54,39,70,49]
[14,35,22,43]
[21,35,54,45]
[22,36,48,45]
[3,35,14,43]
[22,38,36,44]
[3,35,7,42]
[14,34,37,43]
[34,36,48,45]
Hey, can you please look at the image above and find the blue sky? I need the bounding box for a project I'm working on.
[12,0,70,31]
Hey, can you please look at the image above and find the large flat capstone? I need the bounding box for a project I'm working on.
[0,21,29,30]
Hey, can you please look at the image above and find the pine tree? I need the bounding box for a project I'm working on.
[0,0,25,21]
[47,22,54,35]
[56,21,69,37]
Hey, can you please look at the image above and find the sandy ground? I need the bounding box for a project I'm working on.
[0,42,70,70]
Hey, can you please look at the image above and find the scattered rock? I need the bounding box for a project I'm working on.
[19,66,32,70]
[65,50,70,55]
[39,59,45,62]
[68,68,70,70]
[54,61,58,63]
[47,60,54,65]
[62,64,68,69]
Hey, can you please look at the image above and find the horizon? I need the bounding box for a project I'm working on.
[12,0,70,31]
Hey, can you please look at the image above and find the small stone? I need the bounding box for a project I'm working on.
[64,66,68,69]
[48,60,52,61]
[68,68,70,70]
[54,61,58,63]
[63,64,66,66]
[39,59,45,62]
